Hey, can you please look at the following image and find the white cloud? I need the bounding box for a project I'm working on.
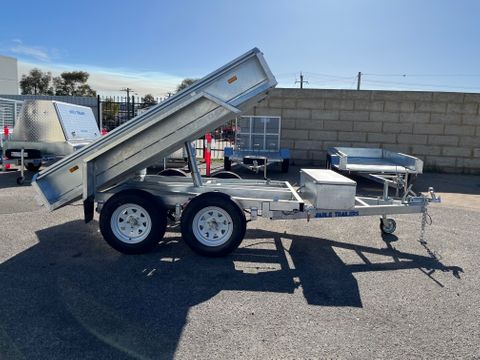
[18,61,184,97]
[10,38,191,96]
[10,39,51,62]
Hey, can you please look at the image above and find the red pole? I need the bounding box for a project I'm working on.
[2,127,10,169]
[205,133,212,176]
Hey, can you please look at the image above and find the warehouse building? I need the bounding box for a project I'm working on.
[0,55,18,95]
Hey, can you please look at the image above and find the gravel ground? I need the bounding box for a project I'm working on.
[0,165,479,359]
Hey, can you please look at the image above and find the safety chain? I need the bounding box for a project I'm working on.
[419,203,428,245]
[419,200,433,244]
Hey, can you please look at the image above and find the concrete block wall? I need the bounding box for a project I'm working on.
[249,88,480,173]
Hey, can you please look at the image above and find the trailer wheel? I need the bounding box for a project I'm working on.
[16,176,25,185]
[380,218,396,234]
[25,162,42,172]
[157,168,188,177]
[181,193,246,257]
[212,171,242,179]
[100,192,167,254]
[224,156,232,171]
[281,158,290,173]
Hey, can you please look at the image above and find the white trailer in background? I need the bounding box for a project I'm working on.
[32,48,440,257]
[2,100,100,184]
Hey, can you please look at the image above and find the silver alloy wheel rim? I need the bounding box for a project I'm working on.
[111,203,152,244]
[192,206,234,247]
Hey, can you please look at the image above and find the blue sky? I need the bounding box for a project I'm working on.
[1,0,480,96]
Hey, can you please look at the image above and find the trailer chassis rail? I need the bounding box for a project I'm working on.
[269,191,439,220]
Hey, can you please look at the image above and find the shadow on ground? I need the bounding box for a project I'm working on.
[0,220,462,359]
[0,168,36,189]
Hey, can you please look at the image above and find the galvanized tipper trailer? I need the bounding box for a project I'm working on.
[33,49,440,257]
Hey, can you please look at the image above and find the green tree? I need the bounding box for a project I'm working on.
[54,71,97,96]
[19,68,54,95]
[141,94,157,108]
[176,78,198,93]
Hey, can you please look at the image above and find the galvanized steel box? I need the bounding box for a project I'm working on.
[300,169,356,210]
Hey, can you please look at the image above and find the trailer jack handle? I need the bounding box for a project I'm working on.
[428,187,441,203]
[416,187,440,249]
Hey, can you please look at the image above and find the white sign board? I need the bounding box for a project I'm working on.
[54,102,100,141]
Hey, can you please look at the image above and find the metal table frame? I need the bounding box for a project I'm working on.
[327,147,424,195]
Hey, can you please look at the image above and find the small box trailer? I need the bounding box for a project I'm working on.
[32,48,440,257]
[327,147,424,195]
[224,115,290,178]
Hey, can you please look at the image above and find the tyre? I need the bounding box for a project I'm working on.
[224,156,232,171]
[157,168,188,177]
[99,191,167,254]
[212,171,242,179]
[281,158,290,173]
[25,162,42,172]
[380,218,396,234]
[181,193,246,257]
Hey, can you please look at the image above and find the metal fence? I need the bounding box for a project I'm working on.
[99,95,236,160]
[0,94,235,159]
[0,97,23,132]
[192,138,234,159]
[99,95,163,131]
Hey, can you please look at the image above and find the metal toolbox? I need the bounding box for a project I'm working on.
[300,169,357,210]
